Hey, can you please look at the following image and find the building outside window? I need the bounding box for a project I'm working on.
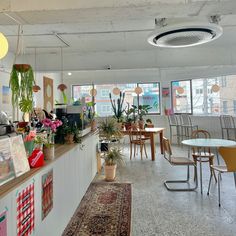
[233,100,236,115]
[223,101,228,114]
[171,80,192,114]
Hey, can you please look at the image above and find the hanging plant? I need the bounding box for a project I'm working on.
[9,64,35,120]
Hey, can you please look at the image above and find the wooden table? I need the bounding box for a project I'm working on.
[122,127,165,161]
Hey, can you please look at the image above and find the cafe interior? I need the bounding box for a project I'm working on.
[0,1,236,236]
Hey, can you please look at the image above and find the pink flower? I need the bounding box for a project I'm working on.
[54,120,62,128]
[50,123,57,133]
[42,118,52,127]
[82,106,87,112]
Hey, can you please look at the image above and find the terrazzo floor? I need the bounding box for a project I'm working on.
[95,144,236,236]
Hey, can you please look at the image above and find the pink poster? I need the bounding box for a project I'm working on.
[0,211,7,236]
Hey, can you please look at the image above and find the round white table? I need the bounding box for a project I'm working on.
[182,138,236,194]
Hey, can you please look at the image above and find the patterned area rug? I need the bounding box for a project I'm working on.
[62,182,132,236]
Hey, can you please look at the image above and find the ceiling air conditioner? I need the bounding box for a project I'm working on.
[147,17,223,48]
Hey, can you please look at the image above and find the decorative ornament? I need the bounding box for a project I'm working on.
[32,85,41,93]
[112,87,120,95]
[57,83,67,91]
[134,86,143,95]
[177,86,184,94]
[90,88,97,97]
[211,84,220,93]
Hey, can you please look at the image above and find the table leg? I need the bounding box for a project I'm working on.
[159,131,164,154]
[200,157,203,194]
[150,133,155,161]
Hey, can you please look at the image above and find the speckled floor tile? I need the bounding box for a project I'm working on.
[95,145,236,236]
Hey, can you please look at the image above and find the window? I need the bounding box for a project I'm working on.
[100,89,109,98]
[171,80,192,114]
[233,100,236,114]
[223,101,228,114]
[72,83,160,117]
[138,83,160,114]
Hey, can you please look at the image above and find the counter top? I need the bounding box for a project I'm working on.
[0,129,99,199]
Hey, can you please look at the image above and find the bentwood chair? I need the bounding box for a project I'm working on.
[207,147,236,207]
[180,114,198,141]
[128,127,148,160]
[167,115,181,145]
[163,137,198,191]
[220,115,236,140]
[191,130,217,183]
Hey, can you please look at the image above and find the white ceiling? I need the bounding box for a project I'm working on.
[0,0,236,72]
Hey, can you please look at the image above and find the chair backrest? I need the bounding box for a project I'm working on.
[220,115,235,129]
[219,147,236,172]
[180,114,192,126]
[191,130,211,154]
[163,137,172,162]
[128,126,142,142]
[168,115,179,126]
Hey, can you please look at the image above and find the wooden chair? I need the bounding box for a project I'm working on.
[163,137,198,191]
[191,130,217,183]
[207,147,236,207]
[128,127,148,160]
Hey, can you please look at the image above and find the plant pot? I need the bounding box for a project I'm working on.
[124,122,131,130]
[43,145,54,160]
[104,164,117,181]
[138,120,144,130]
[14,64,31,72]
[18,121,28,128]
[65,134,74,144]
[91,120,96,131]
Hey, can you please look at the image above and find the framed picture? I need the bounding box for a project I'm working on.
[162,87,170,97]
[0,138,15,186]
[10,136,30,177]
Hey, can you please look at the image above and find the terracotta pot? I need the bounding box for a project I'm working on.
[43,145,54,160]
[65,134,74,144]
[124,122,131,130]
[91,120,96,131]
[138,120,144,130]
[14,64,31,72]
[104,164,117,181]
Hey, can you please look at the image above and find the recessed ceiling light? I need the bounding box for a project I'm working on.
[68,72,72,76]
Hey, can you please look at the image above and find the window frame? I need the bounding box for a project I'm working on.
[171,79,193,114]
[72,82,161,116]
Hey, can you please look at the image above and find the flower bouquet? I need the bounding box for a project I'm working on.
[23,130,36,156]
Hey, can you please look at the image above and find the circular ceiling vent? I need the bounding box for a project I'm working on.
[147,23,223,48]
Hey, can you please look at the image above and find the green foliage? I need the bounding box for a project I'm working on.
[104,147,124,166]
[60,121,82,143]
[109,92,125,123]
[9,64,34,119]
[99,117,122,141]
[137,105,152,120]
[124,103,137,123]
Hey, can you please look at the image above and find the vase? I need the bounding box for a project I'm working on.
[91,120,96,131]
[43,145,54,160]
[65,134,74,144]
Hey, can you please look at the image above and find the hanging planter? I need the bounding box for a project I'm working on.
[9,64,34,121]
[33,85,41,93]
[57,83,68,104]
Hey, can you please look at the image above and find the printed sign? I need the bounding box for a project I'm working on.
[0,211,7,236]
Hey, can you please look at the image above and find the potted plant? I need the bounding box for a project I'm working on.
[87,101,96,131]
[124,103,137,130]
[9,64,35,122]
[99,117,122,151]
[109,91,126,123]
[64,122,81,144]
[137,105,152,129]
[103,147,124,181]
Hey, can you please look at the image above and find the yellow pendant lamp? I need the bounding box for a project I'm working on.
[0,32,8,59]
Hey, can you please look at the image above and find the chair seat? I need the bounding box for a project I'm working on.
[192,152,214,158]
[171,156,195,165]
[131,139,145,145]
[210,165,228,172]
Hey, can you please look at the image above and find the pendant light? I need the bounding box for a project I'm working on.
[176,86,184,94]
[211,84,220,93]
[58,47,67,92]
[135,86,143,95]
[90,83,97,97]
[32,48,41,93]
[0,32,8,59]
[112,87,120,95]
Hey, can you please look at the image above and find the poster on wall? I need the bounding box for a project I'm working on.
[43,77,54,113]
[10,136,30,177]
[42,169,53,220]
[0,211,7,236]
[162,87,170,97]
[2,86,10,104]
[0,138,15,187]
[16,183,34,236]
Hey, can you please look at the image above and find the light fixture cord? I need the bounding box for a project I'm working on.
[60,47,63,83]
